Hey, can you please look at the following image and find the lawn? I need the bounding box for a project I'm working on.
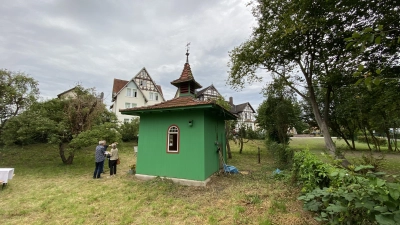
[290,137,400,176]
[0,141,318,225]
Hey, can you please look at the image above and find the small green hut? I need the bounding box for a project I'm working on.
[120,53,236,186]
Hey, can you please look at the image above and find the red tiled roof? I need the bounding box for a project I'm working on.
[112,78,129,95]
[120,96,237,119]
[120,96,213,112]
[171,63,202,89]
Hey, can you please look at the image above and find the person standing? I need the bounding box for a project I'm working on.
[93,140,107,179]
[108,143,119,177]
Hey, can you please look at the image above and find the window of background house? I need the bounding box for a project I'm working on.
[149,92,154,100]
[167,125,179,153]
[125,103,130,108]
[132,89,137,97]
[155,93,158,101]
[126,88,131,97]
[124,119,129,123]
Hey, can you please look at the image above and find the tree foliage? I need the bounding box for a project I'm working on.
[0,69,39,140]
[2,85,120,164]
[257,78,302,144]
[227,0,398,165]
[118,118,139,142]
[344,1,400,88]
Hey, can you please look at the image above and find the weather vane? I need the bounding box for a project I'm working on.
[186,42,191,63]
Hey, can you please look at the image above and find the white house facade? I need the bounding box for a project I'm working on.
[196,85,257,130]
[111,68,165,123]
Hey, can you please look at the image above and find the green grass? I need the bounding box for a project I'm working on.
[0,141,318,225]
[290,137,400,176]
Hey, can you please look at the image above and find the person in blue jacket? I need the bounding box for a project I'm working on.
[93,140,108,179]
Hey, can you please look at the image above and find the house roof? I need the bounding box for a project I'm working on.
[112,78,129,95]
[170,63,202,89]
[120,96,236,119]
[230,102,256,114]
[112,67,165,102]
[57,86,77,98]
[196,84,221,97]
[112,78,148,102]
[156,85,163,97]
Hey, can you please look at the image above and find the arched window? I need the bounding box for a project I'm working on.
[167,125,179,153]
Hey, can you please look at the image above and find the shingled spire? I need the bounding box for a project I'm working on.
[171,46,202,97]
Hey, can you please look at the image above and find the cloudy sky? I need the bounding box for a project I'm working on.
[1,0,267,110]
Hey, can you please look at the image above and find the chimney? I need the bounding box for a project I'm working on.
[229,97,233,105]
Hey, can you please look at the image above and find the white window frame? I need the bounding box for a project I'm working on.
[126,88,132,97]
[149,92,154,100]
[155,93,158,101]
[167,125,179,153]
[124,119,129,123]
[125,103,131,108]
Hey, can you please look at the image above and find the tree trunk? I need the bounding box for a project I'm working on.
[225,123,232,159]
[361,125,373,151]
[226,140,232,159]
[59,142,74,164]
[239,137,243,154]
[368,129,380,151]
[384,130,393,151]
[308,92,350,167]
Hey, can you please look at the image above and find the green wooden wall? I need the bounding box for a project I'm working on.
[136,109,227,181]
[203,111,226,178]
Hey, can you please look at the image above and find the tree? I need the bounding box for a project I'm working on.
[215,96,235,158]
[227,0,379,166]
[257,78,302,145]
[118,118,139,142]
[0,69,39,140]
[2,86,120,164]
[344,1,400,88]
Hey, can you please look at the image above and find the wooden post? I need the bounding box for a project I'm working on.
[258,147,260,164]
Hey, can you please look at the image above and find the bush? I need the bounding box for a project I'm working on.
[246,128,265,140]
[291,149,332,192]
[266,141,293,169]
[294,149,400,224]
[357,136,387,146]
[118,118,139,142]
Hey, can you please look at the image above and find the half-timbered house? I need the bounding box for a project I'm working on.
[111,68,165,123]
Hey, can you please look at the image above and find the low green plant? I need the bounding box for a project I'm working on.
[267,141,293,169]
[294,149,400,224]
[291,149,332,192]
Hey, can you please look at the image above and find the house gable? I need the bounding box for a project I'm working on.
[111,67,165,123]
[196,84,221,101]
[134,68,165,101]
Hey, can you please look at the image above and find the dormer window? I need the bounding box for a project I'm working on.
[167,125,179,153]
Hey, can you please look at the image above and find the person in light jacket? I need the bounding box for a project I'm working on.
[108,143,119,177]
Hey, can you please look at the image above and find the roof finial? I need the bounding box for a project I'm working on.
[185,42,191,63]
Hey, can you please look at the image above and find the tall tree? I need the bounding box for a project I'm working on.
[0,69,39,139]
[227,0,383,166]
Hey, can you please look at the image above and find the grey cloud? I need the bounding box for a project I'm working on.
[1,0,262,110]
